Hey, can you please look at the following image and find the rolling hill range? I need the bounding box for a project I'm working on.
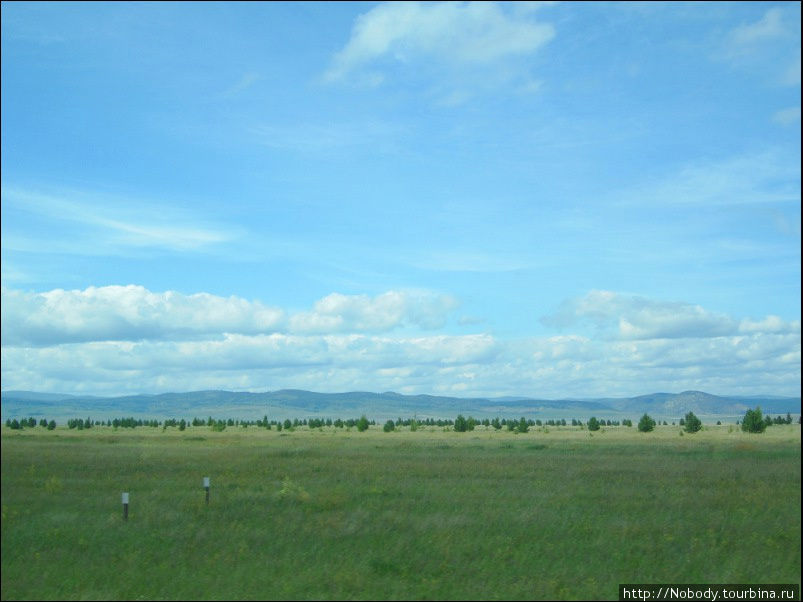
[1,389,799,422]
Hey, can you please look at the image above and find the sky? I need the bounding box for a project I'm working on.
[1,1,800,399]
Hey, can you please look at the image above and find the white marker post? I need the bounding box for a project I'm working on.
[122,492,129,520]
[203,477,210,504]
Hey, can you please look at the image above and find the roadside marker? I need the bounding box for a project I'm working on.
[203,476,210,504]
[122,492,129,520]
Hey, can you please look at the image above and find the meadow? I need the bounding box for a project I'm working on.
[2,423,800,600]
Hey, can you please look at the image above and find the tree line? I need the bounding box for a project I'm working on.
[4,407,798,433]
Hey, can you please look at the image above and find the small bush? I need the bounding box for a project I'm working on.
[638,414,656,433]
[741,407,766,433]
[684,412,702,434]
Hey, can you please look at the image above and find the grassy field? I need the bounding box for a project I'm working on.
[2,424,800,600]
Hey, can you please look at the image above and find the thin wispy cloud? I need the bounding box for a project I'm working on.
[716,4,801,85]
[1,186,234,253]
[728,7,786,49]
[773,106,801,125]
[324,1,555,91]
[222,71,260,98]
[613,150,801,208]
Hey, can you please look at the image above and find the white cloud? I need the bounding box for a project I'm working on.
[1,186,233,254]
[324,1,555,85]
[613,150,801,207]
[541,290,800,341]
[2,286,799,398]
[1,286,459,346]
[773,106,801,125]
[289,290,458,334]
[222,71,260,98]
[2,328,797,399]
[0,285,286,346]
[717,5,801,87]
[728,7,785,49]
[739,315,801,335]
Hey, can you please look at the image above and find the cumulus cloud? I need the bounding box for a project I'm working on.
[1,328,798,398]
[541,290,799,341]
[1,286,799,398]
[1,286,459,346]
[1,286,286,346]
[289,291,458,334]
[0,332,500,396]
[324,1,555,85]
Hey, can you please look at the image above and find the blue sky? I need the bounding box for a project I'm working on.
[1,1,800,398]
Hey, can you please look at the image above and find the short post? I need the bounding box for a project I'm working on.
[122,492,129,520]
[203,477,210,504]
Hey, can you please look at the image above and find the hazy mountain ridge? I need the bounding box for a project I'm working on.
[1,388,799,421]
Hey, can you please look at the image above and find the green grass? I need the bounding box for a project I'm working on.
[2,425,800,600]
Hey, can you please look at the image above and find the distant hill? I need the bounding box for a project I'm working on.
[1,389,799,422]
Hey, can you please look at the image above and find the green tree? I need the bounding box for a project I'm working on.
[638,413,656,432]
[684,412,702,433]
[454,414,468,432]
[587,417,600,431]
[741,407,766,433]
[517,417,529,433]
[383,419,395,432]
[356,415,369,432]
[47,419,56,430]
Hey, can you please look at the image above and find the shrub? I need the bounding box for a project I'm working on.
[637,414,656,432]
[517,417,529,434]
[741,407,766,433]
[383,420,395,433]
[684,412,702,433]
[356,415,369,432]
[587,417,600,431]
